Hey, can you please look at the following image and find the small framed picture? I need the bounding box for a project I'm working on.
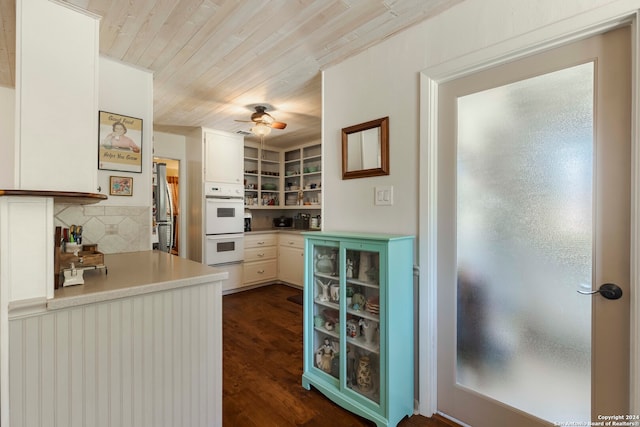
[109,176,133,196]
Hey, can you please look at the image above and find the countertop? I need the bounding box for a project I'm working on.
[246,227,321,235]
[48,251,228,310]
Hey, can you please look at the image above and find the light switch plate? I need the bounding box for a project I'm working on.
[375,186,393,206]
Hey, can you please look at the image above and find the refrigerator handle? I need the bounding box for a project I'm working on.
[166,183,174,251]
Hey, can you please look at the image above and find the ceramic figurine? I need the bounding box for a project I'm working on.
[316,253,335,274]
[346,319,359,338]
[346,258,354,278]
[316,279,330,301]
[346,286,354,306]
[316,337,335,373]
[330,283,340,302]
[360,319,377,344]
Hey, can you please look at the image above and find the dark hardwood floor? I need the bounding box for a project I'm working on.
[223,284,458,427]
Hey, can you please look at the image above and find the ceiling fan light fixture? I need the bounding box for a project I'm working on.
[260,114,274,124]
[251,122,272,136]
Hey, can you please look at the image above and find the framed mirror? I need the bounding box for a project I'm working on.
[341,116,389,179]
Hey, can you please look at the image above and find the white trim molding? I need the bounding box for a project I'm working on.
[630,11,640,417]
[419,5,640,418]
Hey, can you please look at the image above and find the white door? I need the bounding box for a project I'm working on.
[437,27,630,426]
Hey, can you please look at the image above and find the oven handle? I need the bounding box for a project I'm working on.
[205,195,243,200]
[205,233,245,239]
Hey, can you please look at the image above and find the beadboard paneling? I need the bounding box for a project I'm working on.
[9,282,221,427]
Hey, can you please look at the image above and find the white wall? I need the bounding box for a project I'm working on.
[0,87,15,188]
[323,55,418,236]
[153,131,186,160]
[97,56,154,207]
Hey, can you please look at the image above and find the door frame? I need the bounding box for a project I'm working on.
[152,154,186,258]
[418,7,640,419]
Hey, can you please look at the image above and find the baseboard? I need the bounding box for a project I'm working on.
[433,413,465,427]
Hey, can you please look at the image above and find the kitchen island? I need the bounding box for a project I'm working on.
[8,251,226,427]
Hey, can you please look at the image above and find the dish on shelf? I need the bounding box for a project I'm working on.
[365,295,380,315]
[261,183,277,190]
[322,309,339,324]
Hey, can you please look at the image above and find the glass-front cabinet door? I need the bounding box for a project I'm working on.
[310,241,341,380]
[343,247,381,404]
[308,238,384,406]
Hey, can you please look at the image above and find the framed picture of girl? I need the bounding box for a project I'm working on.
[98,111,143,173]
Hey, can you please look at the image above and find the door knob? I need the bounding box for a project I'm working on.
[577,283,623,300]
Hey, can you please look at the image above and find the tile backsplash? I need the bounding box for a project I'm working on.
[54,204,151,254]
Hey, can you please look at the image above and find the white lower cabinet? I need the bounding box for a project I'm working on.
[220,262,244,293]
[244,259,278,284]
[278,234,305,287]
[240,232,306,288]
[243,233,278,285]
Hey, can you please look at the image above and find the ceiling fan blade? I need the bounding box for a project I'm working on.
[234,119,253,123]
[271,121,287,129]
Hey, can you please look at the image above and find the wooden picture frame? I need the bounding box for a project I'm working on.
[98,111,143,173]
[109,176,133,196]
[341,117,389,179]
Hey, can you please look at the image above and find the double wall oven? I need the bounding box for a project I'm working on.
[204,182,244,266]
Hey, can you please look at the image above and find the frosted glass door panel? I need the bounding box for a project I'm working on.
[456,63,593,422]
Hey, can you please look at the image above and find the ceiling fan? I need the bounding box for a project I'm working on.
[236,105,287,136]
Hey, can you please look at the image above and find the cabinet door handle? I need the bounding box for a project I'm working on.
[258,253,265,257]
[257,241,265,245]
[257,269,265,274]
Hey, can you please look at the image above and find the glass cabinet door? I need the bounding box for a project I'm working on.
[309,240,382,404]
[311,242,341,380]
[343,248,381,404]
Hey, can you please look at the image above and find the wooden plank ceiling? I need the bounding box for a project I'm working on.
[0,0,462,148]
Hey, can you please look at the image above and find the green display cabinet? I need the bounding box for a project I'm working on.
[301,231,415,427]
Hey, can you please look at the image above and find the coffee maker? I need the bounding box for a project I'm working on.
[244,212,252,232]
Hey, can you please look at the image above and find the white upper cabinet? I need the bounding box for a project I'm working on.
[16,0,99,193]
[204,129,244,184]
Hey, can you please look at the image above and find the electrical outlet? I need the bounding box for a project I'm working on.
[374,186,393,206]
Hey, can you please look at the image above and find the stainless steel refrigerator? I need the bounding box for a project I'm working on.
[153,162,174,253]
